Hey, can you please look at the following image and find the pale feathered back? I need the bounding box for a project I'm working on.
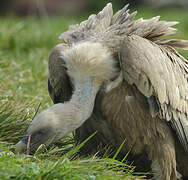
[59,3,188,51]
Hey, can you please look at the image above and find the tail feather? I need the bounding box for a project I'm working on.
[130,17,178,40]
[111,4,132,24]
[79,3,113,32]
[156,39,188,50]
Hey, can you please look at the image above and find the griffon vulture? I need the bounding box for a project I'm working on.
[16,3,188,180]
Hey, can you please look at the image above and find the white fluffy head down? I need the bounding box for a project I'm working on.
[62,41,118,84]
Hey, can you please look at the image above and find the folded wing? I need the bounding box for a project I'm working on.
[120,35,188,152]
[48,44,72,104]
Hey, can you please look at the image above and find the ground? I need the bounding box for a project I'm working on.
[0,7,188,180]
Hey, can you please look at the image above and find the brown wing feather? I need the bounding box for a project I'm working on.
[120,35,188,152]
[48,43,72,104]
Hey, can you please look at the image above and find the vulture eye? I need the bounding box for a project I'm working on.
[33,129,48,137]
[35,130,45,135]
[31,129,50,143]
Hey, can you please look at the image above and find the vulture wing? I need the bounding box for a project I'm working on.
[48,44,72,104]
[120,35,188,152]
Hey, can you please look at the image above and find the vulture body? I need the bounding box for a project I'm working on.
[16,4,188,180]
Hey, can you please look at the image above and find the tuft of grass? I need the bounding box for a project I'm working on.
[0,8,188,180]
[0,153,140,180]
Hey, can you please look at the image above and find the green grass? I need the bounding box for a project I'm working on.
[0,7,188,180]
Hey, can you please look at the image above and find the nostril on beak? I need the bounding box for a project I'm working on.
[15,136,29,153]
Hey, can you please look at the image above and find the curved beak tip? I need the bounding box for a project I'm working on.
[15,136,29,153]
[15,141,27,153]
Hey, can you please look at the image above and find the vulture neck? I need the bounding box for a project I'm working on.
[48,78,99,135]
[69,78,99,124]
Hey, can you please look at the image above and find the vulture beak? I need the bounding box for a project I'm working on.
[15,126,53,154]
[15,136,29,153]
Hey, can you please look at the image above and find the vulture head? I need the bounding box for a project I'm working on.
[15,42,118,153]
